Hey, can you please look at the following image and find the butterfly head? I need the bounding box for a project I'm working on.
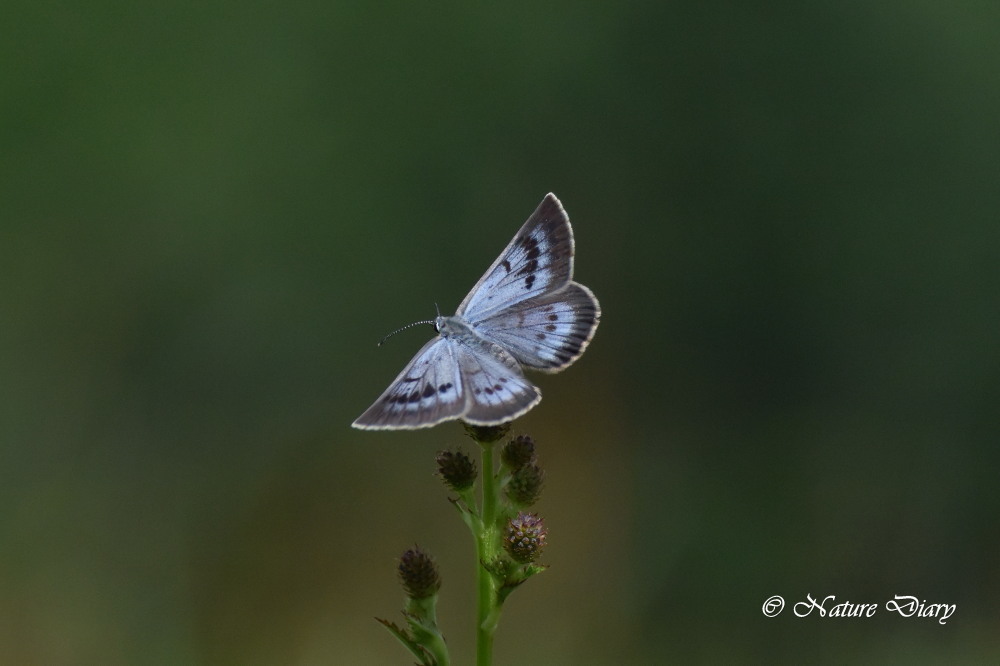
[434,314,468,339]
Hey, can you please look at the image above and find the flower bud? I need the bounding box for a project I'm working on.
[436,449,477,491]
[503,512,547,564]
[464,423,511,443]
[505,463,544,507]
[398,546,440,599]
[501,434,536,469]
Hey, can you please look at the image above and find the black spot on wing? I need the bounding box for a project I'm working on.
[515,233,540,278]
[517,260,538,276]
[386,393,410,405]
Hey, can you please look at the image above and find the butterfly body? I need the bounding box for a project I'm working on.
[435,316,519,373]
[352,193,599,430]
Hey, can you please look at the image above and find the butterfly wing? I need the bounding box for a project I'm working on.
[471,281,600,373]
[352,337,466,430]
[352,334,542,429]
[457,193,576,322]
[455,341,542,425]
[459,192,600,373]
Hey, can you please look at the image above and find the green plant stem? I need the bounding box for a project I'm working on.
[476,439,497,666]
[407,596,450,666]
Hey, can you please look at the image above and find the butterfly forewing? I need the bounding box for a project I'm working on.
[458,193,575,322]
[352,338,465,430]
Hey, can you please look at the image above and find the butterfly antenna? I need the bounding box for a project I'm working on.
[377,320,436,347]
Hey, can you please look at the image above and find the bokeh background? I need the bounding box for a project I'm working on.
[3,2,998,663]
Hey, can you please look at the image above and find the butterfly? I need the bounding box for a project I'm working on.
[352,193,600,430]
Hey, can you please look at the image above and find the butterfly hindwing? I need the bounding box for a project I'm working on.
[456,343,541,425]
[458,193,575,322]
[352,338,466,430]
[472,282,600,372]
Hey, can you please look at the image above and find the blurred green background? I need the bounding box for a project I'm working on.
[3,1,998,663]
